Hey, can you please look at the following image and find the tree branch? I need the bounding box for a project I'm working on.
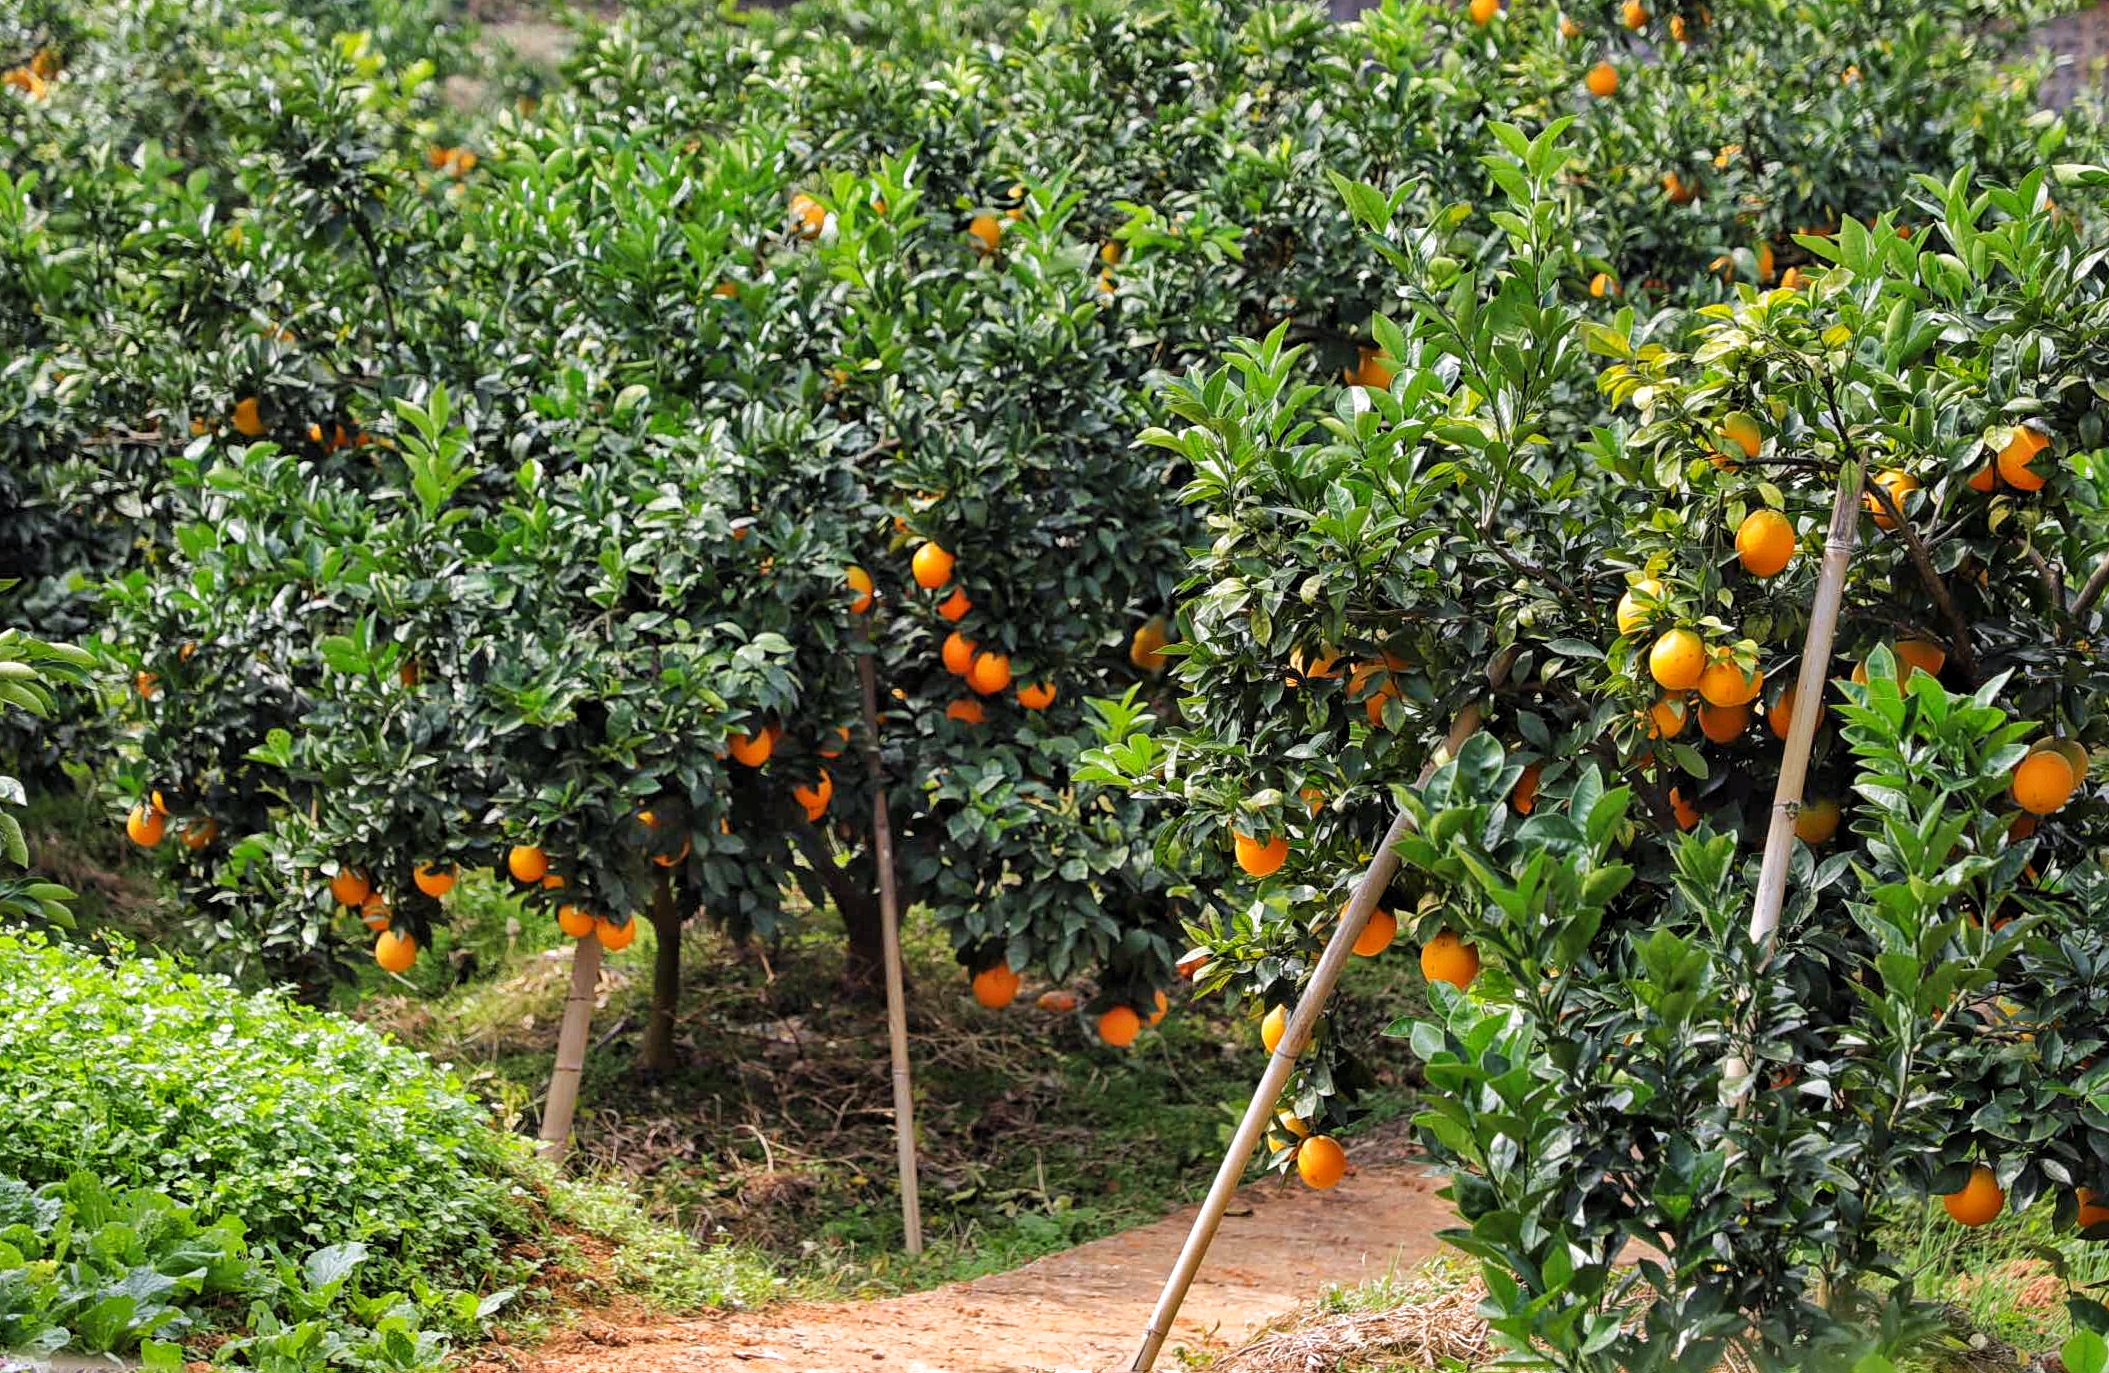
[2072,550,2109,623]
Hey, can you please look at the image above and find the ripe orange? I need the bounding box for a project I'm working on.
[1698,700,1750,744]
[1719,412,1763,460]
[1017,680,1057,710]
[1345,346,1395,390]
[1149,989,1169,1026]
[968,213,1002,255]
[1735,510,1795,577]
[2078,1188,2109,1231]
[125,804,165,848]
[1663,171,1696,205]
[1296,1135,1348,1189]
[596,916,636,952]
[820,724,851,758]
[1794,798,1841,845]
[1131,616,1172,672]
[1351,907,1397,957]
[1865,469,1920,529]
[1559,14,1582,38]
[360,895,391,931]
[1589,272,1618,298]
[329,868,370,906]
[1621,0,1647,26]
[1615,577,1664,636]
[1512,762,1543,814]
[946,697,987,725]
[1768,682,1821,739]
[542,871,566,890]
[507,844,549,883]
[789,192,826,240]
[1420,930,1480,989]
[1996,426,2051,493]
[1649,628,1706,691]
[967,651,1013,696]
[413,863,455,898]
[1098,1005,1142,1047]
[1780,266,1807,291]
[1942,1165,2004,1226]
[2011,750,2077,816]
[1233,830,1289,877]
[1468,0,1498,23]
[375,928,418,973]
[557,905,596,938]
[654,840,692,868]
[1646,695,1689,740]
[1288,645,1343,681]
[1038,988,1080,1013]
[134,669,160,699]
[1260,1003,1289,1054]
[1967,461,1997,493]
[1584,62,1618,98]
[1669,787,1700,831]
[1101,241,1124,265]
[231,397,265,437]
[729,731,774,767]
[1668,12,1687,40]
[972,963,1021,1008]
[847,566,875,613]
[938,588,971,622]
[2042,737,2091,784]
[1697,658,1762,708]
[179,816,217,850]
[941,631,977,676]
[794,770,834,821]
[912,542,956,590]
[1895,639,1947,682]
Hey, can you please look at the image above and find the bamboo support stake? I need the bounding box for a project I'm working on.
[856,623,923,1254]
[1130,649,1515,1372]
[538,932,603,1160]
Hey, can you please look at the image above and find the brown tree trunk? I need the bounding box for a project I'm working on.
[835,880,887,995]
[636,870,684,1076]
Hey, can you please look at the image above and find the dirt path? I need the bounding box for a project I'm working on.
[518,1136,1454,1373]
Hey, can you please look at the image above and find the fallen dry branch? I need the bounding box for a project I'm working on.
[1209,1269,1491,1373]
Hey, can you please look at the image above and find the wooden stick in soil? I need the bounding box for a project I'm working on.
[537,932,604,1161]
[856,622,923,1255]
[1130,648,1515,1372]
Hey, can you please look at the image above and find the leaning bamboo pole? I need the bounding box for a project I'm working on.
[538,932,604,1160]
[1129,648,1516,1372]
[856,622,923,1254]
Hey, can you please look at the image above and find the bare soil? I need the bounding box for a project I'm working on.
[509,1137,1454,1373]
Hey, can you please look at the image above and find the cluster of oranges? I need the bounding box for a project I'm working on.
[966,958,1171,1050]
[426,145,479,179]
[124,792,216,853]
[2,48,57,100]
[1931,1164,2104,1231]
[850,539,1057,718]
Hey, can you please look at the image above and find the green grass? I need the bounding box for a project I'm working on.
[376,887,1428,1303]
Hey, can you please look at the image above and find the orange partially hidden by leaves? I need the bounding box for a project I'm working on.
[1615,577,1664,636]
[967,213,1003,255]
[1779,266,1807,291]
[1260,1003,1289,1054]
[2077,1188,2109,1231]
[1942,1165,2004,1226]
[360,895,391,932]
[1668,12,1687,40]
[941,630,978,676]
[1131,616,1172,672]
[1016,680,1057,710]
[1668,787,1700,831]
[1420,930,1480,989]
[971,963,1021,1009]
[1997,426,2051,492]
[846,565,875,613]
[507,844,549,883]
[1097,1005,1142,1047]
[1697,657,1762,708]
[912,541,955,590]
[1768,682,1819,739]
[1589,272,1618,298]
[1794,797,1841,845]
[1351,907,1397,957]
[1345,345,1395,389]
[789,191,826,239]
[180,817,218,850]
[1865,469,1920,529]
[375,929,417,973]
[1719,412,1763,460]
[654,840,692,868]
[1649,628,1706,691]
[1288,645,1343,681]
[1895,639,1947,681]
[946,697,988,725]
[967,651,1013,696]
[1735,509,1796,577]
[126,804,165,848]
[1584,62,1618,98]
[1037,988,1079,1013]
[1296,1135,1348,1189]
[728,731,774,767]
[794,769,834,821]
[2011,749,2077,816]
[135,670,160,698]
[413,863,455,898]
[1621,0,1647,26]
[938,587,971,622]
[1467,0,1498,22]
[231,397,266,437]
[557,905,596,939]
[1967,461,1997,493]
[1233,830,1289,877]
[1646,694,1688,740]
[1663,171,1697,205]
[1512,762,1543,814]
[1149,989,1169,1026]
[1698,700,1750,744]
[596,916,636,952]
[541,871,566,890]
[330,868,371,907]
[819,724,851,758]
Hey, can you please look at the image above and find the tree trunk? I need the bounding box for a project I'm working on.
[637,869,684,1077]
[836,879,887,996]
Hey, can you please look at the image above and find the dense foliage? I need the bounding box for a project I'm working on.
[0,933,529,1285]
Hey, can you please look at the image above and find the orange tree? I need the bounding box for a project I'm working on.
[1086,130,2109,1364]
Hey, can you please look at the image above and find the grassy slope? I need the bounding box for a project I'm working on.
[360,876,1427,1300]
